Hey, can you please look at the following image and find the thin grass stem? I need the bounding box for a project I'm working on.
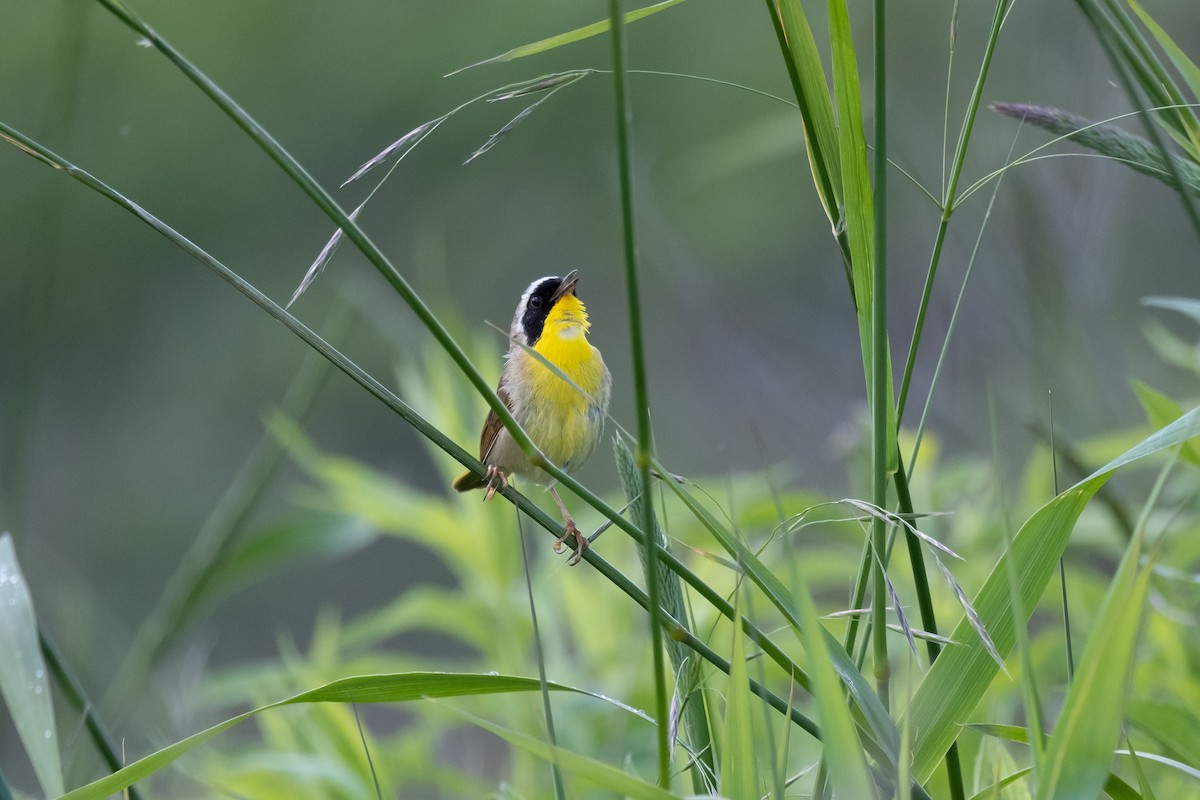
[870,0,892,711]
[1049,392,1077,683]
[908,109,1021,474]
[350,704,384,800]
[610,0,671,786]
[896,0,1011,426]
[515,510,567,800]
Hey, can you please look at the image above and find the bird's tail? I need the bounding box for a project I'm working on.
[452,470,486,492]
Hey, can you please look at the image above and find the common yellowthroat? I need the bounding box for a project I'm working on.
[453,270,612,564]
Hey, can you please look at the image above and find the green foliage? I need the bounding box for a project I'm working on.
[2,1,1200,799]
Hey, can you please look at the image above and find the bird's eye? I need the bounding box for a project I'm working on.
[529,296,543,309]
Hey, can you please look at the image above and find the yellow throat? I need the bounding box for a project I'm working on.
[520,292,606,468]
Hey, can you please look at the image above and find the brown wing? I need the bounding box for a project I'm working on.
[478,384,513,462]
[452,384,513,492]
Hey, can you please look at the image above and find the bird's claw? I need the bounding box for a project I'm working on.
[554,522,588,566]
[482,465,507,501]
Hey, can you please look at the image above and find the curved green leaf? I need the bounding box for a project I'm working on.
[57,673,648,800]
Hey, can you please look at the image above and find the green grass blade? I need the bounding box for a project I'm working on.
[720,600,759,800]
[790,563,875,799]
[439,705,678,800]
[610,0,671,786]
[1123,736,1157,800]
[0,534,64,798]
[769,0,843,224]
[907,405,1200,780]
[1088,0,1196,150]
[828,0,874,336]
[653,461,901,767]
[448,0,689,75]
[827,0,898,483]
[58,673,643,800]
[1127,0,1200,104]
[1034,524,1154,799]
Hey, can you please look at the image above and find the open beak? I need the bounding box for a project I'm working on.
[551,270,580,303]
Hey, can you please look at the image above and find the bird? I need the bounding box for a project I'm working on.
[453,270,612,565]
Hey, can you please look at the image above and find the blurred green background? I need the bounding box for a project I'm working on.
[2,0,1199,794]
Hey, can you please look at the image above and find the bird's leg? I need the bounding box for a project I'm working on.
[483,465,508,501]
[549,485,588,566]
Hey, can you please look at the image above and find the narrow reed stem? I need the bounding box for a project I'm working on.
[609,0,671,787]
[870,0,891,711]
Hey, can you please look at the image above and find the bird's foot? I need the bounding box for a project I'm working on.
[482,465,507,501]
[553,521,589,566]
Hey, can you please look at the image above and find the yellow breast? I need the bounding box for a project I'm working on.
[514,294,609,473]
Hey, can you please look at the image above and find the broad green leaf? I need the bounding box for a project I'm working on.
[1035,533,1151,800]
[1130,381,1200,467]
[907,406,1200,780]
[791,570,874,799]
[57,673,647,800]
[449,0,689,74]
[440,705,678,800]
[0,534,64,798]
[773,0,843,222]
[654,458,901,767]
[720,602,758,800]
